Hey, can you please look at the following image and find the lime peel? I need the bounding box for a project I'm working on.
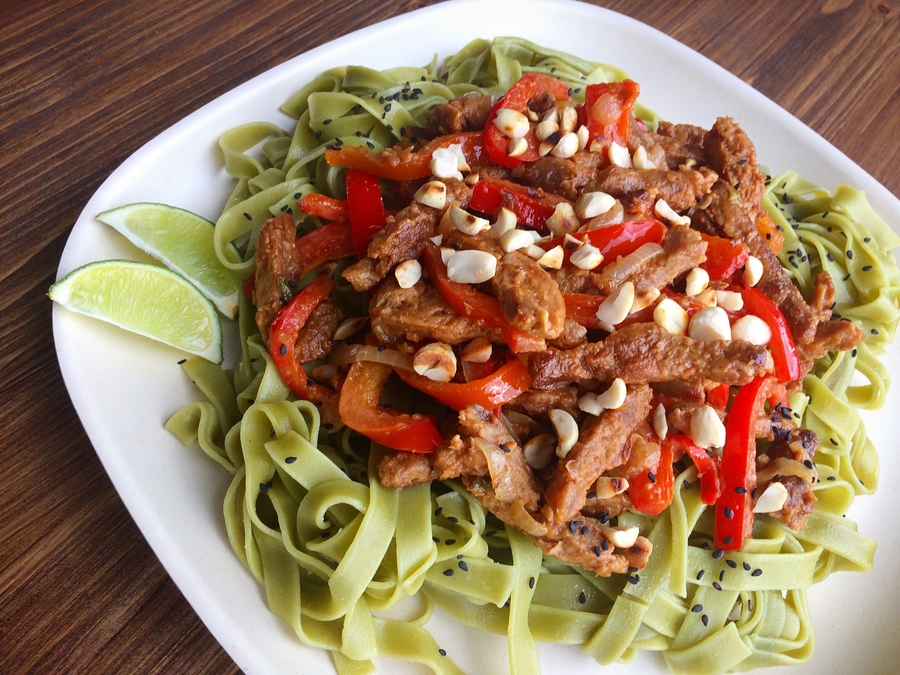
[50,259,224,363]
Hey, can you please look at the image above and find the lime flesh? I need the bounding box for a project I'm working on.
[97,202,242,318]
[50,259,223,363]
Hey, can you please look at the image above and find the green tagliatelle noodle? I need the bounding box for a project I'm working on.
[165,37,900,674]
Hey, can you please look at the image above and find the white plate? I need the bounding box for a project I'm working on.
[53,0,900,673]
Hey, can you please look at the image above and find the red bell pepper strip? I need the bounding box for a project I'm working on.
[627,435,674,516]
[738,286,801,383]
[295,219,356,276]
[483,72,571,168]
[345,169,387,259]
[268,275,336,404]
[583,80,640,151]
[706,383,731,410]
[699,233,750,281]
[667,434,721,506]
[563,293,606,329]
[324,132,485,181]
[395,357,532,412]
[338,360,444,453]
[715,375,771,551]
[541,219,666,263]
[298,193,349,221]
[468,177,569,232]
[421,244,545,353]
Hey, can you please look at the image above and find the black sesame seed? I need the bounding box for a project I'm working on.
[751,569,763,577]
[724,507,734,520]
[529,576,535,589]
[702,614,709,627]
[852,348,858,357]
[384,103,392,112]
[594,546,602,556]
[724,536,733,545]
[827,476,836,481]
[439,648,447,656]
[279,344,287,356]
[568,521,578,534]
[713,581,723,591]
[458,561,469,572]
[599,512,610,524]
[735,486,748,495]
[269,428,276,438]
[443,569,454,577]
[743,562,752,571]
[581,526,590,535]
[445,539,456,545]
[863,265,873,271]
[499,443,511,453]
[701,542,711,551]
[751,488,759,499]
[726,560,737,569]
[601,540,610,551]
[847,250,854,259]
[691,604,703,613]
[872,328,879,335]
[719,570,725,581]
[259,483,269,493]
[485,530,497,537]
[712,549,724,560]
[386,124,393,132]
[579,591,587,604]
[447,516,458,523]
[587,491,597,500]
[627,575,639,585]
[648,471,656,484]
[243,212,252,220]
[696,570,705,580]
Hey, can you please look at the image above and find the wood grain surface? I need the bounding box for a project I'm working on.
[1,0,898,673]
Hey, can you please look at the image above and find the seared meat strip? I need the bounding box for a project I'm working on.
[628,117,709,171]
[593,223,707,295]
[704,181,819,345]
[589,165,718,213]
[254,214,300,341]
[542,383,652,524]
[508,386,582,420]
[492,251,567,339]
[757,430,819,530]
[705,117,766,229]
[528,323,769,389]
[426,92,496,136]
[377,434,490,489]
[370,277,501,345]
[510,154,600,202]
[342,200,439,292]
[294,299,344,364]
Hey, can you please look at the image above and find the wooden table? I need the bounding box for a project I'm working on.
[2,0,898,672]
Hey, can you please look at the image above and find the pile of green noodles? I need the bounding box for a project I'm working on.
[165,38,900,674]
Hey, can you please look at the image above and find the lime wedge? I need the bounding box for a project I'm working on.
[96,203,242,318]
[50,260,223,363]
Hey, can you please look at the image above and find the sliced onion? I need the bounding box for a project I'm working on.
[603,242,663,282]
[756,456,815,484]
[330,343,414,370]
